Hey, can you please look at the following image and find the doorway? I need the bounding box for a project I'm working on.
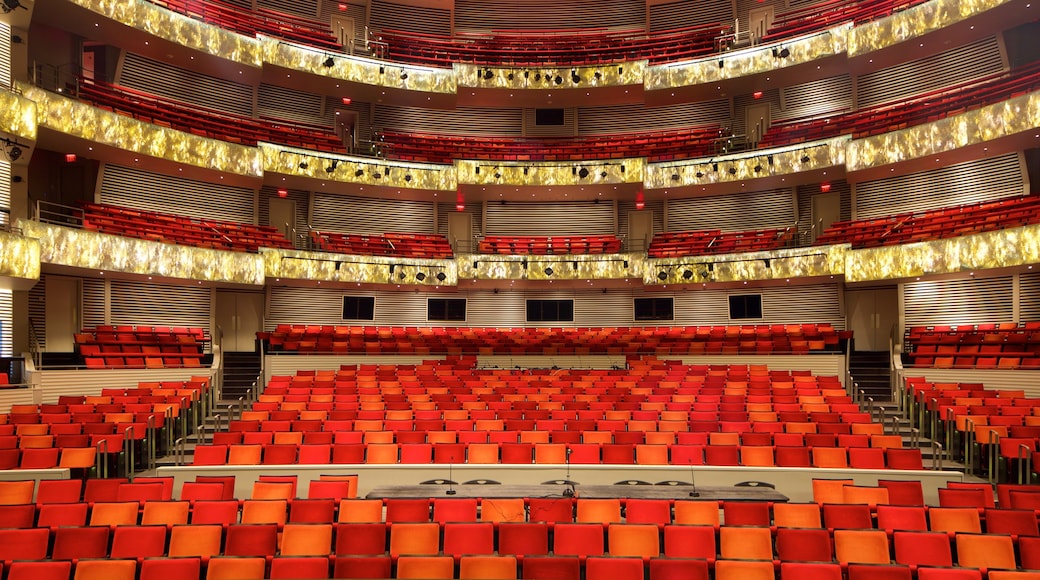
[45,276,80,352]
[811,191,841,243]
[447,211,473,253]
[214,291,263,352]
[627,210,654,252]
[268,197,297,248]
[748,7,774,44]
[745,103,771,147]
[846,287,899,352]
[331,15,357,53]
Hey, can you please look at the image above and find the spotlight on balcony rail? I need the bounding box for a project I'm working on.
[354,169,364,177]
[801,155,811,163]
[658,271,668,281]
[683,270,694,280]
[323,56,335,67]
[416,272,426,281]
[544,267,554,276]
[728,167,737,175]
[326,160,339,173]
[436,272,447,282]
[578,167,590,179]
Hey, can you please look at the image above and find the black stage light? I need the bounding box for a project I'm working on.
[416,272,426,281]
[436,272,447,281]
[658,271,668,281]
[682,270,694,280]
[323,56,335,67]
[544,267,554,276]
[326,160,339,173]
[578,168,590,179]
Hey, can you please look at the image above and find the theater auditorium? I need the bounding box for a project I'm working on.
[0,0,1038,578]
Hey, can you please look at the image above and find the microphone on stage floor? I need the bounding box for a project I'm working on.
[687,459,700,498]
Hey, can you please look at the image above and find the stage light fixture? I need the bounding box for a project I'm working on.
[436,272,447,282]
[326,160,339,173]
[718,60,724,68]
[507,72,514,80]
[483,69,494,80]
[298,162,309,169]
[400,72,408,79]
[767,155,774,166]
[398,272,407,280]
[779,47,790,58]
[728,167,737,175]
[404,174,412,182]
[671,173,680,181]
[544,267,554,276]
[682,270,694,280]
[578,167,590,179]
[754,164,762,173]
[695,171,703,178]
[554,75,563,85]
[416,272,426,281]
[712,163,718,172]
[354,168,364,177]
[384,167,391,176]
[801,155,811,163]
[600,171,607,178]
[494,172,502,179]
[658,271,668,281]
[323,56,335,67]
[571,70,580,83]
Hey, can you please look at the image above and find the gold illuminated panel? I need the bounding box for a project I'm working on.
[263,39,457,93]
[457,253,641,281]
[20,221,265,285]
[456,61,647,89]
[646,137,847,188]
[849,0,1013,56]
[267,249,457,286]
[845,224,1040,282]
[646,245,846,285]
[21,84,262,178]
[68,0,264,66]
[847,91,1040,172]
[0,89,38,142]
[645,25,850,91]
[457,159,644,187]
[261,144,456,190]
[0,231,41,282]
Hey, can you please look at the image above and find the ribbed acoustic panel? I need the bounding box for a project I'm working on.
[902,276,1014,328]
[734,89,780,142]
[374,105,523,136]
[454,0,645,31]
[119,53,255,117]
[1018,272,1040,322]
[257,0,319,18]
[617,199,665,237]
[0,161,10,230]
[855,37,1004,108]
[734,0,780,29]
[99,165,256,224]
[259,186,310,248]
[854,153,1025,219]
[778,75,852,122]
[0,23,11,89]
[370,0,450,35]
[266,283,844,329]
[0,290,13,357]
[216,0,251,9]
[524,108,576,138]
[82,278,106,329]
[311,193,435,234]
[28,275,46,351]
[796,180,851,242]
[320,0,366,30]
[109,280,212,329]
[326,96,372,142]
[667,188,796,232]
[258,84,330,126]
[484,201,615,236]
[578,100,729,135]
[436,203,484,238]
[649,0,732,31]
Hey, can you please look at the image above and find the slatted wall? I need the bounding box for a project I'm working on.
[0,160,9,230]
[523,109,576,138]
[373,104,523,136]
[311,193,435,234]
[217,0,251,9]
[99,165,257,224]
[648,0,732,31]
[369,0,451,35]
[796,180,851,241]
[483,201,615,236]
[257,0,319,17]
[82,279,106,329]
[320,0,366,30]
[853,154,1026,219]
[326,96,372,142]
[454,0,645,31]
[577,100,729,135]
[436,202,484,238]
[855,37,1004,108]
[118,53,255,117]
[778,75,852,122]
[108,280,212,329]
[258,84,331,126]
[27,275,47,351]
[265,282,845,329]
[258,186,310,247]
[666,188,796,232]
[0,22,11,89]
[902,276,1015,328]
[734,89,780,141]
[1018,272,1040,322]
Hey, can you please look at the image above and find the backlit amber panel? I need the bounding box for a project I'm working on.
[646,245,846,285]
[261,144,455,190]
[68,0,264,66]
[645,25,849,91]
[456,159,644,187]
[847,91,1039,171]
[456,61,647,89]
[20,221,265,285]
[845,224,1040,282]
[21,84,262,177]
[0,89,38,142]
[457,253,642,281]
[849,0,1013,56]
[0,231,40,281]
[267,249,457,286]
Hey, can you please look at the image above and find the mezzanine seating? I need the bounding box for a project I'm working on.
[80,202,293,253]
[477,235,622,256]
[760,61,1040,148]
[649,228,795,258]
[262,325,844,355]
[904,323,1040,370]
[763,0,930,44]
[147,0,342,51]
[310,231,453,259]
[814,195,1040,251]
[378,126,724,165]
[74,325,209,369]
[75,79,345,153]
[376,23,728,69]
